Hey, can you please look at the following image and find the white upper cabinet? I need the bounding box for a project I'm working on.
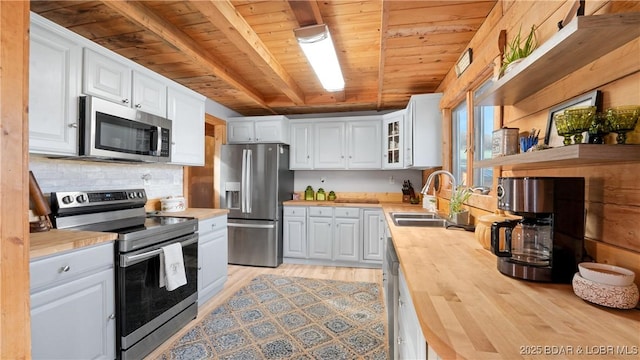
[132,71,167,117]
[382,110,405,169]
[84,49,168,117]
[227,119,254,143]
[290,116,385,170]
[28,12,206,164]
[289,122,314,169]
[347,119,382,169]
[404,100,415,167]
[167,86,205,166]
[29,13,82,156]
[227,115,289,144]
[256,117,289,142]
[405,93,443,168]
[314,122,346,169]
[83,48,132,106]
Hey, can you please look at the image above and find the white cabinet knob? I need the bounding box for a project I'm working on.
[122,99,130,104]
[59,265,70,273]
[68,123,78,128]
[135,104,142,108]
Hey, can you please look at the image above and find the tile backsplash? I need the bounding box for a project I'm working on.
[29,156,183,199]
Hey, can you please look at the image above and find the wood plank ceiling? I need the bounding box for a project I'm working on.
[30,0,497,116]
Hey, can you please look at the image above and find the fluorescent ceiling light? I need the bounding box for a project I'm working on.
[294,24,345,92]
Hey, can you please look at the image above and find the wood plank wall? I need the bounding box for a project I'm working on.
[0,2,31,358]
[436,0,640,282]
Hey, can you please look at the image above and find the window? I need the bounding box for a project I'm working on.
[451,101,467,185]
[473,80,495,188]
[451,78,495,192]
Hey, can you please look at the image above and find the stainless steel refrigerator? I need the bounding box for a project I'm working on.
[220,143,294,267]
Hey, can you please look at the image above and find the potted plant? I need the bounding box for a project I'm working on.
[449,186,473,225]
[500,24,537,77]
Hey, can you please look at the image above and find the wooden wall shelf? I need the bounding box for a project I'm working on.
[474,144,640,170]
[477,12,640,106]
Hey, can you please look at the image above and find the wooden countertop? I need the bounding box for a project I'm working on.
[381,204,640,360]
[30,208,228,259]
[30,229,118,260]
[284,199,422,208]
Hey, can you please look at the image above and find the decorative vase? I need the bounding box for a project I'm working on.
[502,58,524,76]
[450,210,470,226]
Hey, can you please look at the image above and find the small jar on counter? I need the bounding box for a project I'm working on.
[304,186,314,201]
[316,188,326,201]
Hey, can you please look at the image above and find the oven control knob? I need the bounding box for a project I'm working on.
[62,195,73,204]
[76,194,87,203]
[129,192,136,199]
[137,192,144,198]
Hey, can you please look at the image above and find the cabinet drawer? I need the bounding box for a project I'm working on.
[334,207,360,218]
[30,242,114,291]
[199,215,227,236]
[308,207,333,217]
[284,207,306,217]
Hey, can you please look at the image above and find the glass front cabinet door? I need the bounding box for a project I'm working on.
[383,111,404,169]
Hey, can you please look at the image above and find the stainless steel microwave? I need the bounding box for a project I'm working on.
[79,96,171,162]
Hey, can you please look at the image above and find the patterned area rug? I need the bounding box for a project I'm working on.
[156,274,387,360]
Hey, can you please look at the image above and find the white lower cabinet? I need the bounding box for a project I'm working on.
[284,205,379,267]
[198,215,228,306]
[363,209,385,261]
[398,268,427,360]
[284,207,307,258]
[308,207,334,260]
[333,208,360,261]
[308,206,361,261]
[30,242,115,360]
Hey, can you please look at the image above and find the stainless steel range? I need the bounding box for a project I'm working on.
[50,189,198,360]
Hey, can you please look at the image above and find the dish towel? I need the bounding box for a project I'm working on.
[159,243,187,291]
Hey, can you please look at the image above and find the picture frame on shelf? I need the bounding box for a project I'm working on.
[545,90,602,147]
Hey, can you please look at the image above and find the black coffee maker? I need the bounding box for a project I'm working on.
[491,177,585,283]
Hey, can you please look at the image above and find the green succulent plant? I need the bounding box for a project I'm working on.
[500,25,537,76]
[449,186,472,215]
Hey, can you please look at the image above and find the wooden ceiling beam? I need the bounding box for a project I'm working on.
[99,0,274,112]
[288,0,324,27]
[189,0,306,106]
[377,1,391,109]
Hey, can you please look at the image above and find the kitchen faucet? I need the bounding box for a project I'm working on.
[420,170,457,196]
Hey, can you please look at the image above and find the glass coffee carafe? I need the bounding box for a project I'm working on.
[510,219,552,266]
[492,218,552,267]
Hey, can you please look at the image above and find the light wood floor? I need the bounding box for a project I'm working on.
[145,264,383,359]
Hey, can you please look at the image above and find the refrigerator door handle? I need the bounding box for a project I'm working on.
[228,223,275,229]
[246,149,252,213]
[241,148,247,213]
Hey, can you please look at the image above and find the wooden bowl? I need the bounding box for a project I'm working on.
[572,273,639,309]
[578,262,635,286]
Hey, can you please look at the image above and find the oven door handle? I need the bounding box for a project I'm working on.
[227,223,275,229]
[120,236,198,267]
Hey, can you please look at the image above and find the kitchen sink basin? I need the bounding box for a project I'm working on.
[390,212,437,219]
[389,212,447,227]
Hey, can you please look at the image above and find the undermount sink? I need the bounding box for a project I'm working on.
[389,212,447,227]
